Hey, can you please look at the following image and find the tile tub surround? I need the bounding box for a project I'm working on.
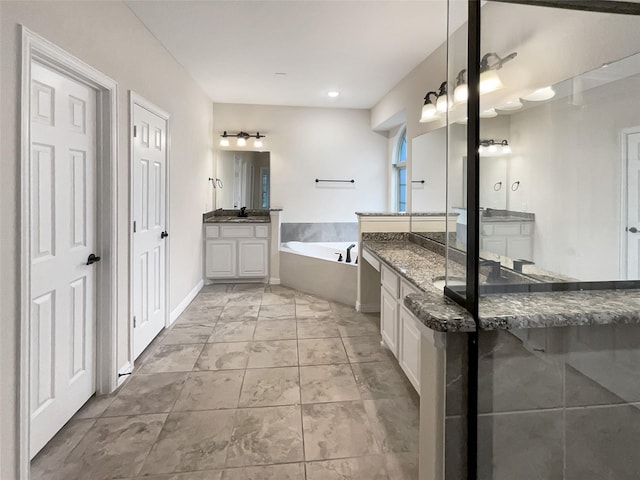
[280,222,358,242]
[363,236,640,332]
[31,283,418,480]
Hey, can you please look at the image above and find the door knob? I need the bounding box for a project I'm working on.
[161,231,168,239]
[627,227,638,233]
[86,253,101,265]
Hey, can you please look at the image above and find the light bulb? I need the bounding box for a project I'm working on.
[479,70,503,94]
[436,94,449,113]
[502,144,512,154]
[522,86,556,102]
[478,145,486,155]
[454,84,468,104]
[480,108,497,118]
[219,137,230,147]
[488,143,498,153]
[237,137,247,147]
[254,138,263,148]
[420,103,438,123]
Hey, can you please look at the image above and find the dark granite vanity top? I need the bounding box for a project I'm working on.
[203,209,271,223]
[362,233,640,334]
[355,211,458,217]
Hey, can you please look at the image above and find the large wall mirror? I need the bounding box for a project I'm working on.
[215,151,270,210]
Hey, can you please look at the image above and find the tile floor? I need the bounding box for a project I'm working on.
[31,284,420,479]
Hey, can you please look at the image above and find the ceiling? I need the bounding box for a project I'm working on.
[126,1,447,109]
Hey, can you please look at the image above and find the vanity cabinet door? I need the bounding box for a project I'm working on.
[399,307,421,392]
[206,240,237,278]
[238,239,268,277]
[381,287,399,356]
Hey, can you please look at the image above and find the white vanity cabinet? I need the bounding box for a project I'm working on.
[480,220,534,260]
[379,263,421,392]
[205,223,269,280]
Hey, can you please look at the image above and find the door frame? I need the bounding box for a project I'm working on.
[19,26,118,478]
[129,92,171,361]
[620,126,640,279]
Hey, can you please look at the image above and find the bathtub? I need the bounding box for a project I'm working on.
[280,241,358,306]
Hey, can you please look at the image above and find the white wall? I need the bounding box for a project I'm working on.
[213,103,387,223]
[0,2,213,476]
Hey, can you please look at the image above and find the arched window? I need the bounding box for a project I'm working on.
[393,127,407,212]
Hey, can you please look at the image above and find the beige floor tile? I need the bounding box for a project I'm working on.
[296,320,340,339]
[221,463,304,479]
[342,335,393,363]
[162,324,214,344]
[300,364,360,403]
[363,397,420,453]
[258,304,296,319]
[104,372,188,416]
[141,410,235,475]
[136,471,222,480]
[239,367,300,407]
[351,361,415,399]
[140,344,205,373]
[260,292,295,305]
[384,452,419,480]
[306,455,390,480]
[226,406,303,467]
[247,340,299,368]
[295,303,333,319]
[195,342,250,371]
[219,305,260,323]
[253,319,297,340]
[65,414,167,479]
[73,393,116,419]
[210,321,256,342]
[302,401,380,461]
[173,370,244,411]
[298,338,348,365]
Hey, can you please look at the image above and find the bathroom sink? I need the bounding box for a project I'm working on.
[432,276,466,291]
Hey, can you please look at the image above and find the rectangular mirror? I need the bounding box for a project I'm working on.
[215,151,270,209]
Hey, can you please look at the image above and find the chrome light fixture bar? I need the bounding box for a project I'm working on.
[219,131,266,148]
[479,139,512,156]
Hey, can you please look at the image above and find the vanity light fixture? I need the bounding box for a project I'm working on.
[420,91,439,123]
[219,131,266,148]
[479,139,512,156]
[436,81,450,113]
[522,86,556,102]
[479,51,517,94]
[453,69,469,105]
[479,108,498,118]
[496,99,523,111]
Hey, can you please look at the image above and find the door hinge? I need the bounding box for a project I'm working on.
[133,316,137,328]
[133,125,137,138]
[133,221,137,233]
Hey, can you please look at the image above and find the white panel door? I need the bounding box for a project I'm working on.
[132,104,167,359]
[30,62,97,458]
[626,132,640,279]
[399,308,421,392]
[380,288,398,356]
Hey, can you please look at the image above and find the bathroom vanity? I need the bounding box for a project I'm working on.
[203,209,281,283]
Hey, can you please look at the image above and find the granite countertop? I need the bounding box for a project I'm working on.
[363,234,640,333]
[203,209,271,223]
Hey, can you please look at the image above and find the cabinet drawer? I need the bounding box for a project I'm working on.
[521,222,534,235]
[400,279,420,300]
[221,225,253,238]
[205,225,219,238]
[381,264,399,298]
[255,225,269,238]
[493,223,521,236]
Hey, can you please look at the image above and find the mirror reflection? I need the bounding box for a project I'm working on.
[215,151,270,210]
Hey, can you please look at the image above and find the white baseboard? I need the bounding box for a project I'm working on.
[169,279,204,325]
[356,301,380,313]
[116,362,133,388]
[269,277,281,285]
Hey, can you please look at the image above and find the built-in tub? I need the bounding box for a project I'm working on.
[280,241,358,306]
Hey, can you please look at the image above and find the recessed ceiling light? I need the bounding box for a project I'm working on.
[328,91,340,98]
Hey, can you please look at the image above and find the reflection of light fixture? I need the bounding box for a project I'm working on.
[480,108,498,118]
[497,99,523,111]
[454,70,468,104]
[219,131,266,148]
[436,81,449,113]
[328,91,340,98]
[522,86,556,102]
[479,139,512,156]
[479,51,517,94]
[420,91,439,123]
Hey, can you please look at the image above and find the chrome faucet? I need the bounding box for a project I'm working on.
[238,206,248,218]
[346,244,356,263]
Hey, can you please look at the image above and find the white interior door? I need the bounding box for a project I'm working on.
[626,131,640,279]
[132,103,168,359]
[30,62,97,458]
